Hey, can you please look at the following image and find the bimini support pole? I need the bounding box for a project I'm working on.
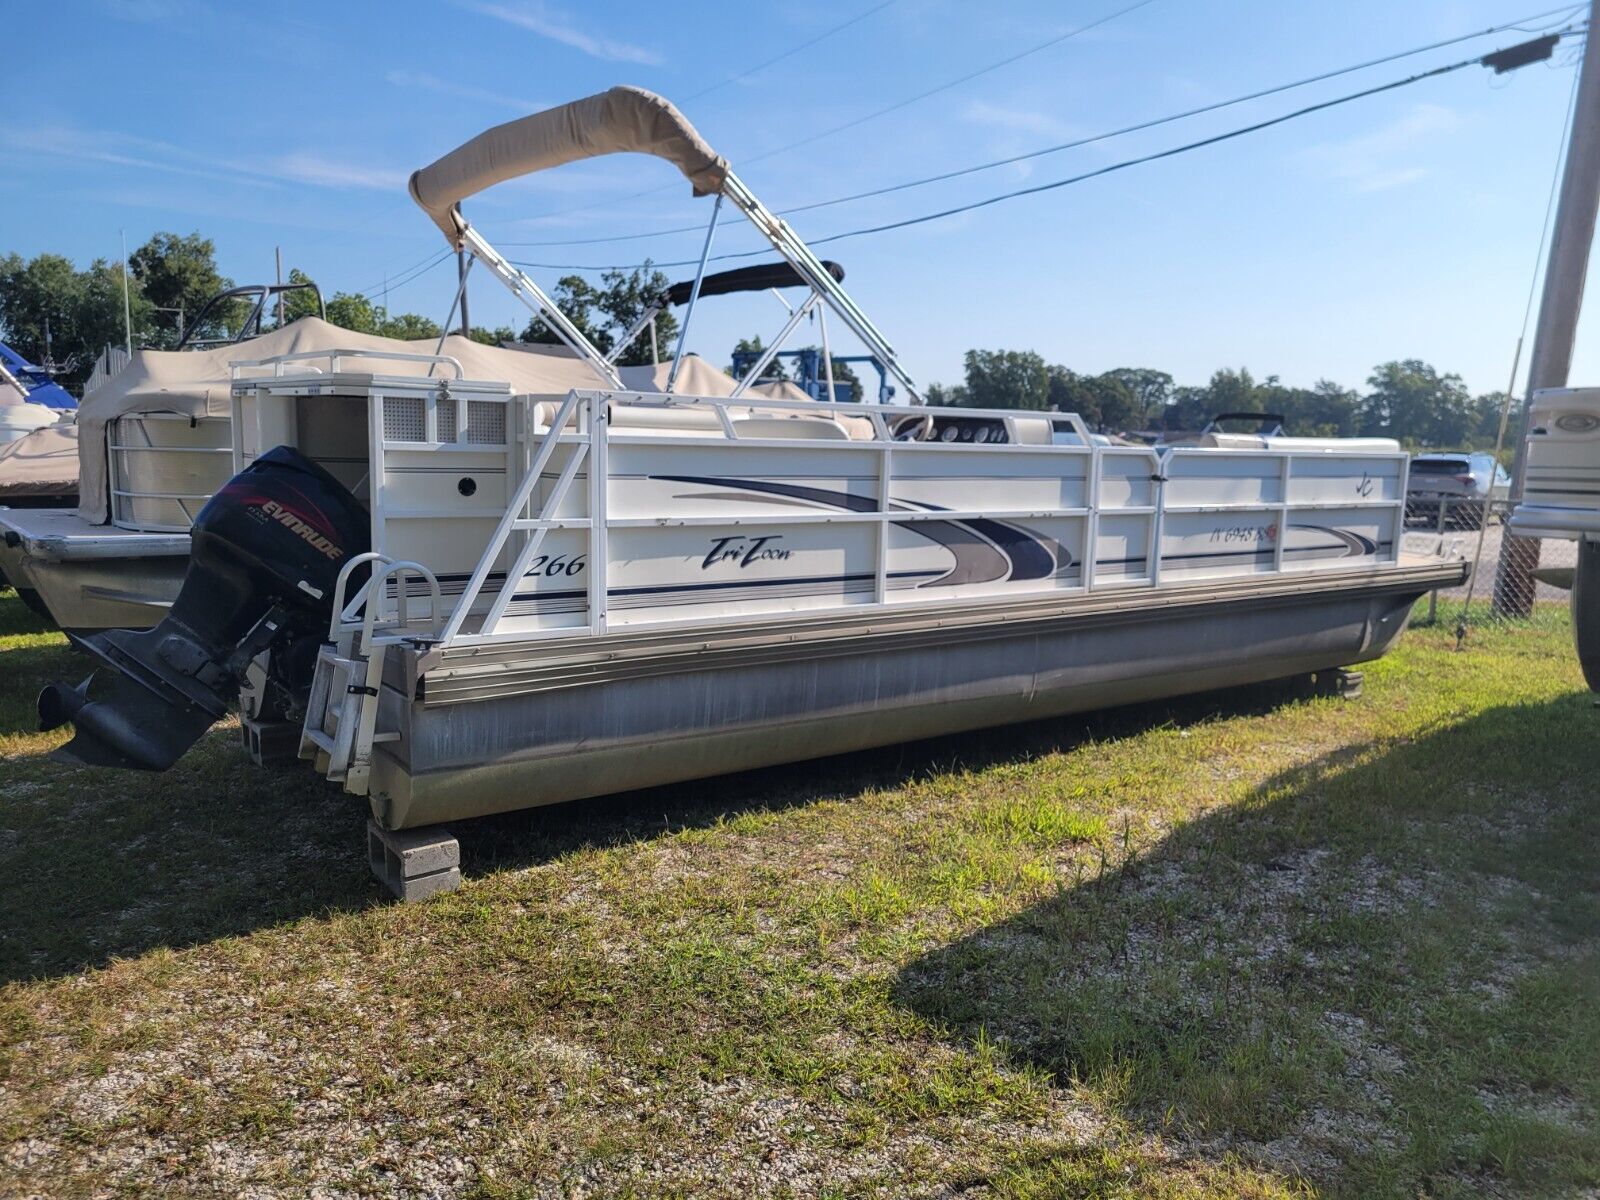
[818,306,838,404]
[431,252,477,370]
[720,170,922,404]
[666,193,723,394]
[608,297,666,366]
[455,224,623,389]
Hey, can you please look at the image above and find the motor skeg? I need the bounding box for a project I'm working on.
[39,446,369,769]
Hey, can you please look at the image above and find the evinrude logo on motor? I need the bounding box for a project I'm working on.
[259,499,345,561]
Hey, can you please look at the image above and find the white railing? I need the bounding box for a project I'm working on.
[325,389,1406,653]
[231,347,465,380]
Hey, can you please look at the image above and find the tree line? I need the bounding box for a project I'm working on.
[0,236,1518,450]
[927,349,1513,450]
[0,235,706,392]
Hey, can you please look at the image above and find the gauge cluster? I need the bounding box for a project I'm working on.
[930,416,1009,444]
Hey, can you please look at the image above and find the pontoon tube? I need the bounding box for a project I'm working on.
[408,86,729,241]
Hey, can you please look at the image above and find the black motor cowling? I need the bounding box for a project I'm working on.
[39,446,369,769]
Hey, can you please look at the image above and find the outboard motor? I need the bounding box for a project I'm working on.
[39,446,368,769]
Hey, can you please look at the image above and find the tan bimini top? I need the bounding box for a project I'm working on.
[409,86,728,242]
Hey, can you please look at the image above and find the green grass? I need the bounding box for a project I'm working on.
[0,586,1594,1197]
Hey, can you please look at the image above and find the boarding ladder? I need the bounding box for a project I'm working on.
[299,552,443,796]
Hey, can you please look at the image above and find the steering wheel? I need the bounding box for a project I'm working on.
[890,412,935,442]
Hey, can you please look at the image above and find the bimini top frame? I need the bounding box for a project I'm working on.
[407,85,922,404]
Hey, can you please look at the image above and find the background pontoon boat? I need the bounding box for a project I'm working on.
[0,281,333,628]
[0,342,72,446]
[1509,385,1600,687]
[36,87,1466,898]
[0,340,75,414]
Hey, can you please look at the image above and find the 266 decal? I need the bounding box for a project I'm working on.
[526,553,585,577]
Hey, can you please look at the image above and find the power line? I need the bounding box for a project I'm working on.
[357,248,453,300]
[682,0,902,102]
[507,30,1578,275]
[737,0,1162,167]
[499,4,1587,249]
[518,0,1162,225]
[355,247,443,297]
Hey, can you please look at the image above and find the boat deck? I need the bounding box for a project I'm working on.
[0,507,190,561]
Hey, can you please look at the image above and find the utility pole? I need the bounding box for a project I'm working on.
[457,250,471,338]
[1495,1,1600,616]
[118,229,133,356]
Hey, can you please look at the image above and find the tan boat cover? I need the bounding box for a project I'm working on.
[74,317,816,523]
[0,421,78,499]
[409,86,727,241]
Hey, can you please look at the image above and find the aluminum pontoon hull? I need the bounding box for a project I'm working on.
[0,508,184,629]
[356,558,1461,830]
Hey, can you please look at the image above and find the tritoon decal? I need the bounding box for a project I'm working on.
[702,534,793,570]
[655,474,1069,586]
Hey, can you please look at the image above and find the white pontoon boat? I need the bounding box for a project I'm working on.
[1509,385,1600,686]
[38,88,1465,887]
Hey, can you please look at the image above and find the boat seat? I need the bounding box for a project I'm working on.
[1174,432,1401,453]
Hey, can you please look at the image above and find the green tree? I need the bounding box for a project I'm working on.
[729,335,789,380]
[1275,379,1359,437]
[129,231,236,347]
[1203,366,1266,414]
[597,263,679,367]
[925,381,967,406]
[378,312,443,340]
[1468,391,1521,455]
[960,349,1050,410]
[0,251,153,389]
[323,291,381,335]
[0,252,83,369]
[1102,367,1173,428]
[523,275,608,351]
[77,259,147,366]
[1361,360,1473,446]
[817,353,862,403]
[278,268,325,325]
[469,325,518,346]
[521,262,678,366]
[289,282,443,342]
[1045,366,1138,431]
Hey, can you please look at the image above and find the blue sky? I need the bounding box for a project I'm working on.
[0,0,1591,396]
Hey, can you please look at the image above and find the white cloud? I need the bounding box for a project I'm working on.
[962,100,1072,140]
[1,125,408,194]
[267,154,410,192]
[0,126,281,189]
[1297,103,1460,194]
[385,70,546,113]
[456,0,662,65]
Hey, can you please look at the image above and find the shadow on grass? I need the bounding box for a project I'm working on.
[449,675,1325,881]
[892,695,1600,1197]
[2,599,1326,986]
